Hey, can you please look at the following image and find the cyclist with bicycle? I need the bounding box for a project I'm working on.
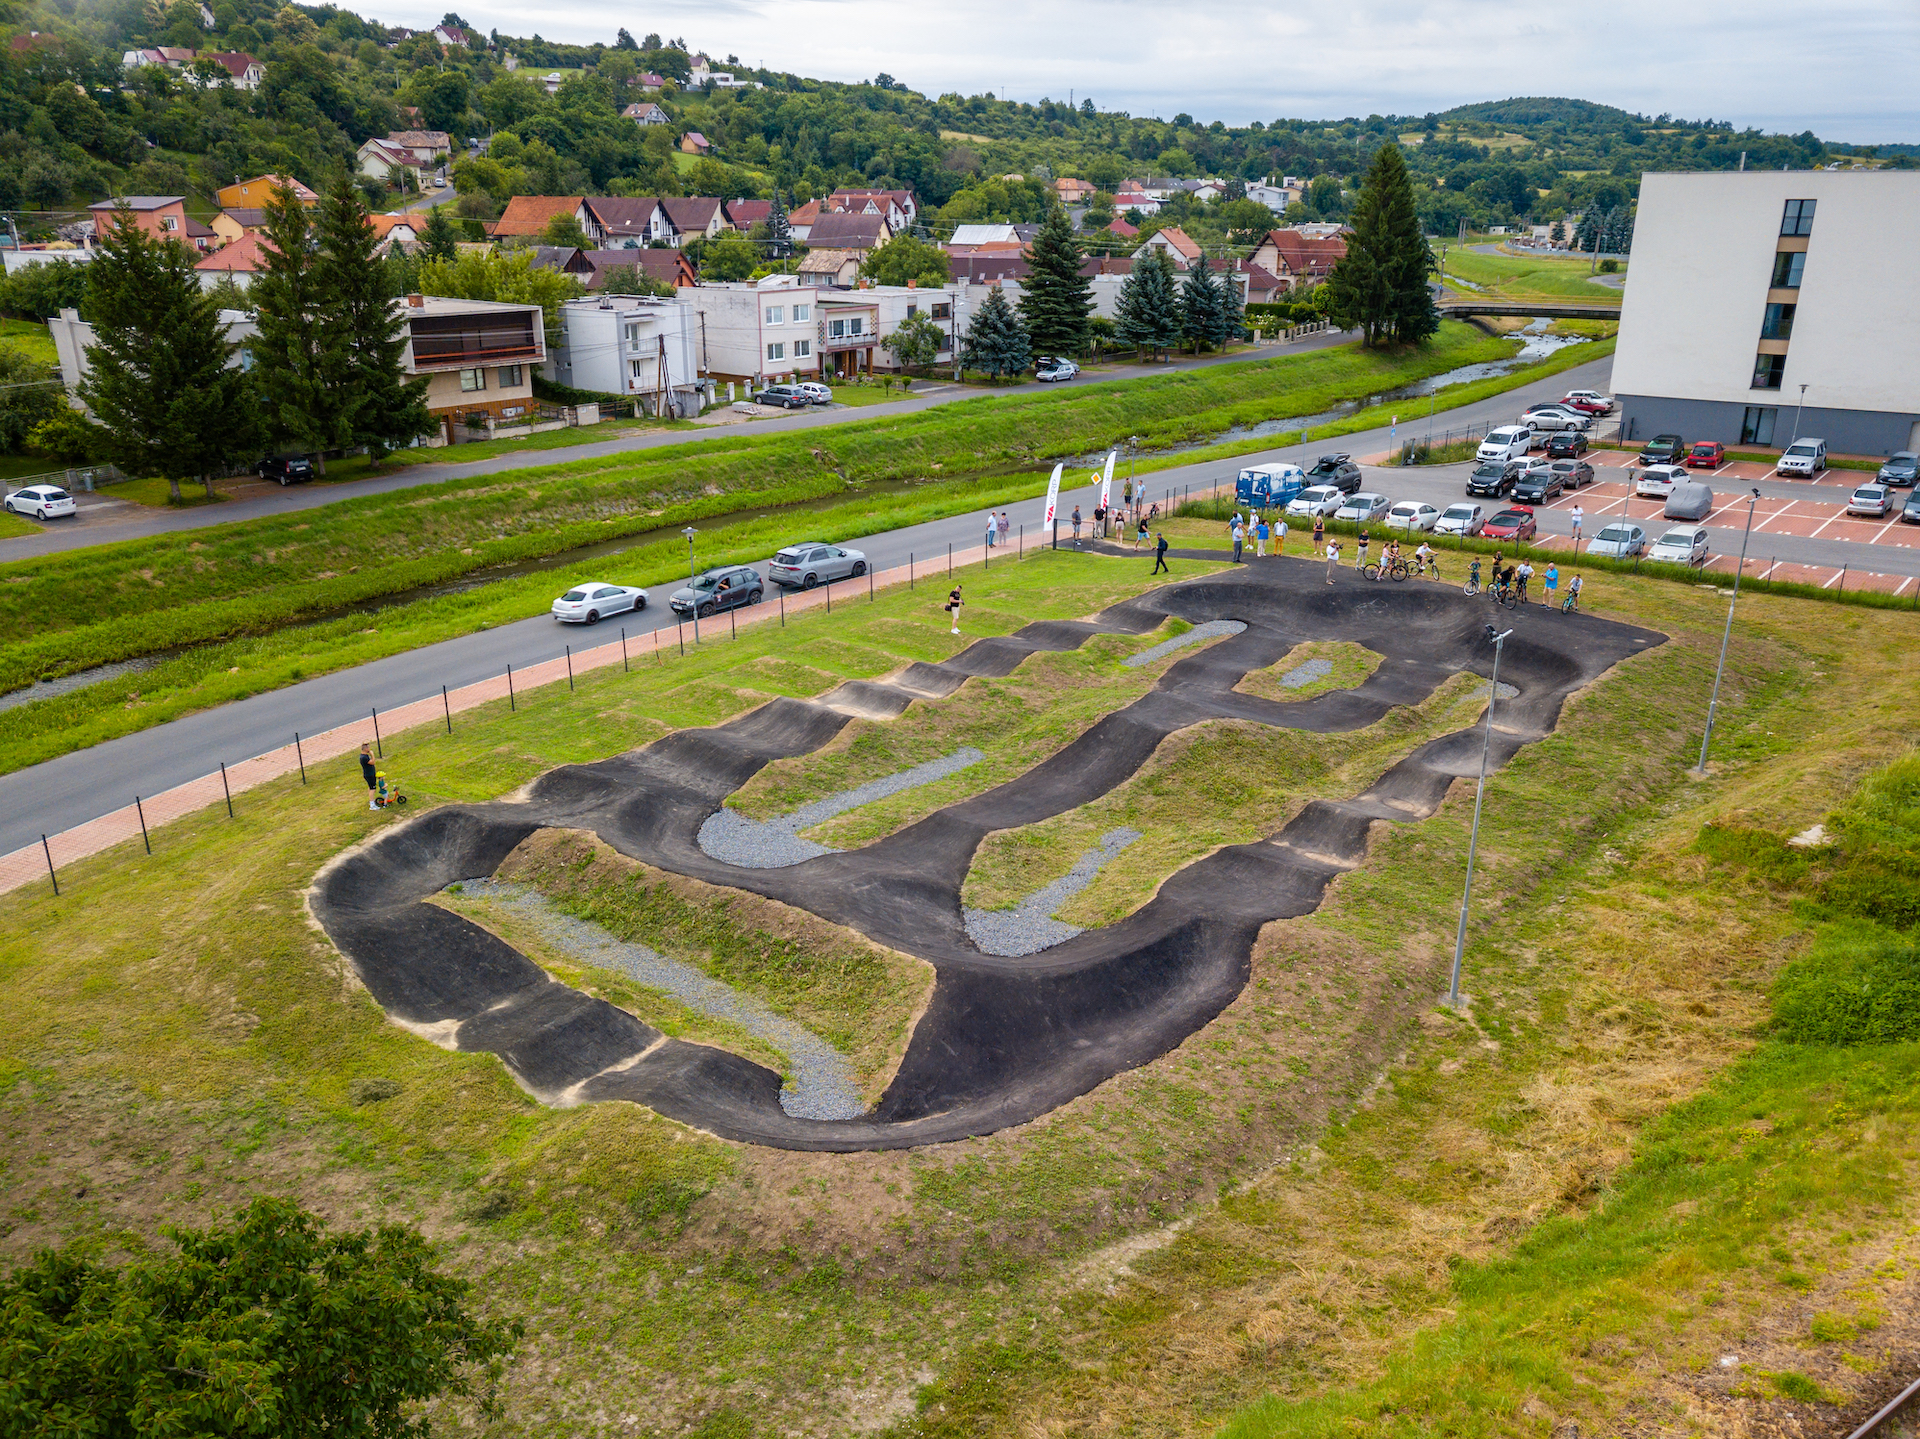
[1465,557,1482,594]
[1563,573,1584,612]
[1514,559,1533,605]
[1415,541,1436,578]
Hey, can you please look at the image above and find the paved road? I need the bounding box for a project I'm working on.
[0,330,1355,562]
[9,350,1917,855]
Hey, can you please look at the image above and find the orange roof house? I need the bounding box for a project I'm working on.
[215,174,318,209]
[485,196,586,238]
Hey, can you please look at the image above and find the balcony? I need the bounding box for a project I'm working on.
[408,312,542,370]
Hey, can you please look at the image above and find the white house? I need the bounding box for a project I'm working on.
[676,276,823,384]
[357,138,423,187]
[546,295,705,416]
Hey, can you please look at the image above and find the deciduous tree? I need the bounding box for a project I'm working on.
[860,232,949,287]
[883,309,942,374]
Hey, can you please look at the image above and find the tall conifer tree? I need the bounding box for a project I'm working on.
[1018,207,1093,358]
[419,200,461,260]
[1180,252,1230,351]
[1323,142,1437,346]
[960,285,1031,381]
[1113,248,1182,359]
[250,180,344,455]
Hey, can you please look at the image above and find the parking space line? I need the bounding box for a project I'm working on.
[1897,576,1915,597]
[1872,516,1902,544]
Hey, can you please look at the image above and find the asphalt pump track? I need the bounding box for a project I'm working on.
[308,556,1664,1152]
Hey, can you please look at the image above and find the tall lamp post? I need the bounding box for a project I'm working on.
[1692,488,1763,775]
[1447,624,1513,1009]
[1791,383,1809,445]
[683,526,699,645]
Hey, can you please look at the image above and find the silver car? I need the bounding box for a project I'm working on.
[1286,484,1346,518]
[552,580,646,624]
[1586,522,1648,558]
[1385,501,1439,532]
[1334,491,1391,522]
[1433,503,1484,536]
[1648,526,1710,566]
[1847,484,1893,518]
[768,541,869,589]
[795,382,834,405]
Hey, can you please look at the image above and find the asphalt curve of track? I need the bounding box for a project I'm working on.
[310,557,1662,1152]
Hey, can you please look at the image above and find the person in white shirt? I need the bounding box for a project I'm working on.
[1325,540,1340,582]
[1415,541,1436,576]
[1569,504,1585,547]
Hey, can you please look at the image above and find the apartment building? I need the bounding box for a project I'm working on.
[679,279,823,384]
[1614,172,1920,455]
[546,296,705,417]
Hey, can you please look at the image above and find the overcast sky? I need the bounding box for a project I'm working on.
[421,0,1920,145]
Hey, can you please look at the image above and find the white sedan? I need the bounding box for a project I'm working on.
[1586,522,1648,558]
[1384,501,1439,532]
[552,581,646,624]
[4,484,77,520]
[1433,503,1485,536]
[1649,526,1711,566]
[1285,484,1346,518]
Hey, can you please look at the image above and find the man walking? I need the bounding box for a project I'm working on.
[1569,503,1584,550]
[360,743,379,810]
[1152,531,1170,574]
[1231,516,1245,563]
[1071,505,1083,545]
[985,511,998,549]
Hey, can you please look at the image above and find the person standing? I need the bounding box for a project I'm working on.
[1000,512,1012,552]
[1071,505,1083,545]
[1356,526,1370,568]
[1569,503,1585,550]
[1515,558,1534,604]
[945,583,963,634]
[1312,515,1325,549]
[1255,515,1269,557]
[359,743,379,810]
[985,511,998,549]
[1231,516,1245,563]
[1153,531,1170,574]
[1543,561,1559,607]
[1274,516,1287,555]
[1325,539,1340,583]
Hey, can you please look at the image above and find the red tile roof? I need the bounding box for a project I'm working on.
[196,232,275,272]
[488,196,584,237]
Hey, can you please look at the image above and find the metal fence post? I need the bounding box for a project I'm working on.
[41,835,57,896]
[730,605,737,639]
[135,797,150,855]
[909,553,914,589]
[678,619,685,657]
[621,628,629,672]
[371,707,383,757]
[442,685,452,733]
[779,588,785,625]
[869,566,875,599]
[947,543,952,576]
[506,663,515,710]
[294,732,307,784]
[565,645,574,690]
[219,761,233,819]
[825,581,831,614]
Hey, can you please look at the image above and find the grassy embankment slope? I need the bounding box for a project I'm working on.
[2,543,1916,1436]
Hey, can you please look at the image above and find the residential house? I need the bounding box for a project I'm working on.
[367,214,420,252]
[945,223,1023,253]
[432,23,475,48]
[826,187,919,229]
[579,196,671,247]
[659,197,726,244]
[680,132,712,155]
[676,277,822,384]
[1134,226,1202,269]
[1099,217,1140,240]
[487,195,587,239]
[688,53,713,84]
[527,246,597,279]
[787,199,822,242]
[89,196,216,251]
[1242,262,1288,305]
[803,212,891,253]
[123,45,197,70]
[210,208,267,246]
[215,174,317,210]
[947,253,1030,286]
[724,198,771,232]
[1245,180,1300,214]
[1249,227,1348,290]
[546,295,704,415]
[1130,177,1188,202]
[797,248,862,288]
[386,130,453,168]
[2,246,93,277]
[197,50,263,88]
[1054,177,1096,204]
[621,102,669,126]
[356,139,426,188]
[1189,180,1228,204]
[635,72,665,92]
[1290,222,1352,240]
[1112,186,1160,216]
[194,232,273,288]
[580,248,697,290]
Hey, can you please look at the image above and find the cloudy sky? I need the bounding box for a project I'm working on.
[420,0,1920,144]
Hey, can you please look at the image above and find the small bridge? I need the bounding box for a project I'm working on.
[1437,300,1621,321]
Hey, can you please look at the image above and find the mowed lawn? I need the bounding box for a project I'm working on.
[1443,246,1625,303]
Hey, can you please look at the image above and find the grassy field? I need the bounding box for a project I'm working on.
[0,317,58,366]
[4,543,1918,1436]
[1441,247,1624,304]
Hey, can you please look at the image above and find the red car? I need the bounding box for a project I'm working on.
[1483,506,1537,541]
[1686,441,1726,468]
[1561,394,1611,416]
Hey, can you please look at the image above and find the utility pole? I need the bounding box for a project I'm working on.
[1448,625,1513,1009]
[1694,490,1763,774]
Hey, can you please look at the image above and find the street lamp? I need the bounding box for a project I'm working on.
[1791,383,1809,445]
[1447,624,1513,1010]
[1693,488,1763,775]
[683,526,699,645]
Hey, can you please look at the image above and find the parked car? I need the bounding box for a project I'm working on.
[768,541,868,589]
[257,454,315,486]
[1033,356,1079,377]
[1512,470,1565,505]
[552,581,646,624]
[752,384,811,410]
[1877,451,1918,488]
[1564,389,1615,412]
[1384,501,1440,532]
[1777,437,1827,477]
[1483,507,1538,542]
[1649,526,1711,566]
[1478,426,1534,462]
[1545,431,1590,459]
[669,565,764,617]
[795,382,834,405]
[1549,458,1596,489]
[1335,491,1391,522]
[1664,481,1715,521]
[1466,460,1522,498]
[2,484,76,520]
[1847,484,1894,518]
[1904,491,1920,524]
[1305,453,1363,494]
[1634,462,1688,499]
[1035,361,1077,383]
[1639,434,1688,465]
[1522,405,1591,434]
[1286,484,1347,518]
[1686,441,1726,469]
[1433,503,1486,536]
[1235,462,1307,509]
[1586,522,1648,558]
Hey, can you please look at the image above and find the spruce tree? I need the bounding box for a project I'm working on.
[1113,249,1182,359]
[315,167,433,461]
[960,285,1031,381]
[765,190,792,259]
[78,203,259,501]
[1219,264,1245,343]
[1180,252,1230,351]
[1323,142,1435,346]
[250,180,345,456]
[419,200,461,260]
[1018,206,1093,358]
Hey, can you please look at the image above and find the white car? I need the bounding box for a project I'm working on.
[1649,525,1710,566]
[795,382,833,404]
[1515,455,1556,481]
[1286,484,1346,518]
[1433,503,1485,536]
[1334,491,1391,522]
[1478,426,1534,463]
[1586,522,1648,558]
[4,484,76,520]
[1565,389,1615,411]
[552,581,646,624]
[1385,501,1439,532]
[1634,463,1687,499]
[1777,438,1827,477]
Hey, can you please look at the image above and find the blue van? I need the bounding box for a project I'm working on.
[1235,463,1306,509]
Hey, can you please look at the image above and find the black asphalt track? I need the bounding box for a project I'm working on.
[308,553,1665,1151]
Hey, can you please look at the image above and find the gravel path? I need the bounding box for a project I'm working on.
[964,827,1142,957]
[1279,657,1334,688]
[1123,620,1246,667]
[447,879,863,1119]
[698,747,986,869]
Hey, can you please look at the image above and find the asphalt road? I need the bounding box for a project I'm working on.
[5,350,1914,855]
[0,329,1355,562]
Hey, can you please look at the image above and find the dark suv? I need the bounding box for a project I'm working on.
[752,384,810,410]
[1466,460,1522,498]
[1545,431,1589,459]
[1306,453,1363,494]
[257,454,314,486]
[669,565,765,618]
[1512,469,1565,505]
[1639,434,1687,465]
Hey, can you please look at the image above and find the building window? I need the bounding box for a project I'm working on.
[1760,303,1796,341]
[1741,406,1779,446]
[931,302,951,320]
[906,303,917,318]
[1780,199,1815,236]
[459,367,486,392]
[498,364,522,387]
[1751,353,1786,390]
[848,317,864,336]
[161,216,178,230]
[630,359,646,380]
[792,303,810,322]
[764,305,784,324]
[624,323,642,349]
[766,341,785,361]
[1770,250,1805,288]
[793,339,811,358]
[828,318,846,338]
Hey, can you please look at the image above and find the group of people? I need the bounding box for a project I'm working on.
[983,510,1014,549]
[1468,555,1582,608]
[1225,511,1289,563]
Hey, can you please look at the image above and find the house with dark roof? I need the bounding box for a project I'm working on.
[580,248,697,290]
[621,102,669,126]
[826,187,918,228]
[386,130,453,165]
[724,198,771,231]
[658,197,725,243]
[948,252,1031,285]
[797,248,862,287]
[679,132,712,155]
[210,208,267,246]
[198,50,262,89]
[787,199,822,242]
[580,196,669,247]
[487,196,587,238]
[804,212,891,253]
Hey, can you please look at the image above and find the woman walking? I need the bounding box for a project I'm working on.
[945,583,963,634]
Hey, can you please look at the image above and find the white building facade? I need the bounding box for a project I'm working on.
[546,296,705,417]
[677,278,824,384]
[1613,172,1920,456]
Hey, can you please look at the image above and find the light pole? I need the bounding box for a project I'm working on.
[1791,383,1809,445]
[683,526,699,645]
[1693,488,1763,775]
[1447,624,1513,1009]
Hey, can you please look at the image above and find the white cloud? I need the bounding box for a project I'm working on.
[424,0,1920,142]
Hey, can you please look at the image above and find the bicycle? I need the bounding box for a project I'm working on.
[1463,574,1481,596]
[1363,559,1410,581]
[1562,590,1581,614]
[1492,582,1518,609]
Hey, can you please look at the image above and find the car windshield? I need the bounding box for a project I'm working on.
[1303,487,1337,499]
[774,549,804,563]
[46,489,68,500]
[1492,512,1525,525]
[1443,507,1474,519]
[561,589,587,601]
[1691,445,1715,455]
[1598,526,1632,542]
[1550,461,1576,471]
[1786,444,1816,455]
[692,576,717,590]
[1472,465,1504,478]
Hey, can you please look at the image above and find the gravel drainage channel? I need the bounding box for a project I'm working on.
[1123,620,1246,667]
[964,827,1142,957]
[445,878,862,1120]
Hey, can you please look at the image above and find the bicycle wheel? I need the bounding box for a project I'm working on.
[1390,562,1408,582]
[1500,588,1518,610]
[1562,595,1576,613]
[1463,580,1479,596]
[1363,563,1381,580]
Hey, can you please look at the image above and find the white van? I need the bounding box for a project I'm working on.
[1478,425,1534,463]
[1777,438,1827,477]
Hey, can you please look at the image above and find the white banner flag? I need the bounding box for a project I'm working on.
[1043,462,1063,531]
[1099,451,1115,512]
